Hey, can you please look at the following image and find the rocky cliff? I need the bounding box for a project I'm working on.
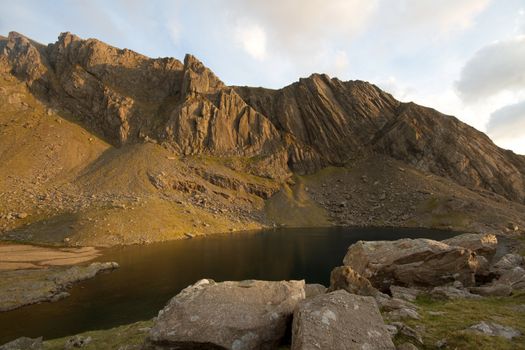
[0,31,524,245]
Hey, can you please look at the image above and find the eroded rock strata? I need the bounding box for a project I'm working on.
[0,31,524,245]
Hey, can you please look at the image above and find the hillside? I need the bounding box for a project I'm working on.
[0,31,524,246]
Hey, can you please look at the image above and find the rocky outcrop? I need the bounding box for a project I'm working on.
[342,238,480,291]
[291,290,395,350]
[1,31,524,204]
[148,279,305,349]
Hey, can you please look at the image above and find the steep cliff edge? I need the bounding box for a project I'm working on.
[0,32,524,245]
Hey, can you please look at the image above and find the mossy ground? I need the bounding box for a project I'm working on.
[395,292,525,349]
[43,320,153,350]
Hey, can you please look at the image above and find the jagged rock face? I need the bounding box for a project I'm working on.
[235,76,400,172]
[1,32,524,204]
[372,103,525,203]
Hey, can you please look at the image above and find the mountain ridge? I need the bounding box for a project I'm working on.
[0,31,524,245]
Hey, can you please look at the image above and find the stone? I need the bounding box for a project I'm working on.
[397,343,418,350]
[0,337,42,350]
[499,267,525,290]
[328,265,379,296]
[15,212,28,219]
[343,239,479,291]
[64,335,92,349]
[376,296,418,313]
[435,339,447,348]
[389,322,423,345]
[390,285,420,302]
[305,283,327,299]
[148,279,305,349]
[291,290,395,350]
[467,321,521,340]
[469,284,512,297]
[430,286,481,300]
[492,254,523,273]
[442,233,497,259]
[385,308,421,320]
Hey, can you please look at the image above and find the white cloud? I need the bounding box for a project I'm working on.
[234,20,267,61]
[456,35,525,102]
[487,100,525,140]
[225,0,378,56]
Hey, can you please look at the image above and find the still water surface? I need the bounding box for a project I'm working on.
[0,227,457,343]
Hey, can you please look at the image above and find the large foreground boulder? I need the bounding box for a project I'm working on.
[291,290,395,350]
[343,238,479,290]
[442,233,497,259]
[148,279,305,350]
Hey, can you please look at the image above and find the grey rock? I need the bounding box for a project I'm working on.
[390,285,420,302]
[430,286,481,300]
[0,337,42,350]
[492,254,524,274]
[304,283,327,299]
[442,233,497,259]
[397,343,418,350]
[64,335,92,349]
[389,322,424,345]
[148,279,305,349]
[467,321,521,340]
[470,284,512,297]
[498,267,525,290]
[291,290,395,350]
[385,308,421,321]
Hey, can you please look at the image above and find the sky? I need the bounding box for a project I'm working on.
[1,0,524,155]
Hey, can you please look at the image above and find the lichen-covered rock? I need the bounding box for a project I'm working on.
[148,279,305,350]
[342,238,480,291]
[291,290,395,350]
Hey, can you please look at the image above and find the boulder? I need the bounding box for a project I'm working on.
[397,343,419,350]
[291,290,395,350]
[467,321,521,340]
[491,254,523,274]
[442,233,497,259]
[495,267,525,290]
[305,284,327,299]
[0,337,42,350]
[148,279,305,350]
[328,266,379,296]
[388,322,423,345]
[390,285,420,302]
[64,336,92,349]
[469,284,512,297]
[430,286,481,300]
[343,239,479,291]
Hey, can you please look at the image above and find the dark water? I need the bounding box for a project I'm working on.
[0,227,457,343]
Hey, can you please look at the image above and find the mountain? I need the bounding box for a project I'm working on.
[0,31,523,246]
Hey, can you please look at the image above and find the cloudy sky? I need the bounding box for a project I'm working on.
[1,0,524,154]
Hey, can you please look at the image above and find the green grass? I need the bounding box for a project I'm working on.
[44,320,153,350]
[397,292,525,349]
